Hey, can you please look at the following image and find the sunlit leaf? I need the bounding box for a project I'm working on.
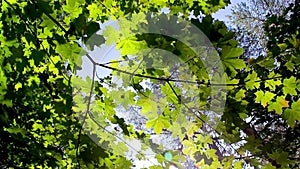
[283,100,300,128]
[268,96,289,115]
[283,76,297,96]
[255,91,275,107]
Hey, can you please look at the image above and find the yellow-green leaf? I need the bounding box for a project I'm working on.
[255,91,275,107]
[268,96,289,115]
[283,76,297,96]
[283,100,300,128]
[15,82,22,91]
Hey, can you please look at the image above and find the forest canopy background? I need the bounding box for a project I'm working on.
[0,0,299,168]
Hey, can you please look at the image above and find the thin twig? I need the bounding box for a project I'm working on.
[75,63,96,167]
[166,81,242,158]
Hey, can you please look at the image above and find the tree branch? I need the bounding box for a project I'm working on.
[86,54,283,87]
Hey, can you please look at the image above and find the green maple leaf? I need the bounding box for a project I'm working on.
[161,82,180,104]
[62,1,83,19]
[181,139,196,155]
[283,100,300,128]
[221,47,245,75]
[283,76,298,96]
[102,26,120,45]
[32,123,44,131]
[4,127,27,138]
[268,96,289,115]
[233,161,243,169]
[265,79,282,91]
[245,72,260,90]
[145,115,171,134]
[255,91,264,103]
[116,37,147,55]
[137,96,158,115]
[111,142,128,156]
[268,151,289,166]
[224,74,239,90]
[0,67,7,101]
[170,123,185,140]
[87,3,103,20]
[111,90,136,109]
[235,89,246,100]
[285,60,294,71]
[155,154,165,164]
[265,72,282,91]
[55,43,81,66]
[255,91,275,107]
[221,47,244,58]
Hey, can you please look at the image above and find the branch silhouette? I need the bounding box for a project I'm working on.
[85,53,283,87]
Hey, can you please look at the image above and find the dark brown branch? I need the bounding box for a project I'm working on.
[86,53,283,87]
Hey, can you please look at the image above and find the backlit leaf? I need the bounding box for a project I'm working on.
[283,100,300,128]
[268,96,289,115]
[283,76,297,96]
[255,91,275,107]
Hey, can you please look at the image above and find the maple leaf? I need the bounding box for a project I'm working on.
[255,91,276,107]
[283,100,300,128]
[283,77,297,96]
[268,96,289,115]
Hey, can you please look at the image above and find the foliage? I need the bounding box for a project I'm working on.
[227,0,293,58]
[0,0,299,169]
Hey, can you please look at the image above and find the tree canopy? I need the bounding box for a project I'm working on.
[227,0,294,58]
[0,0,299,168]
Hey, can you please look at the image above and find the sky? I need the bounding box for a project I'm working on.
[212,0,241,23]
